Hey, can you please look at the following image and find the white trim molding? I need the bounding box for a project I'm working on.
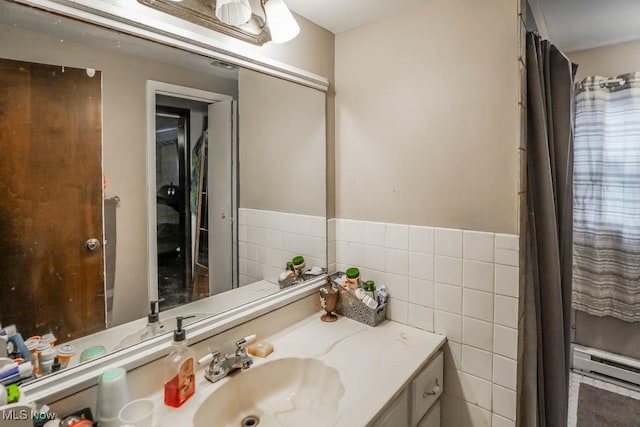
[12,0,330,92]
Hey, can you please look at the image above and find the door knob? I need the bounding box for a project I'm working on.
[86,238,101,251]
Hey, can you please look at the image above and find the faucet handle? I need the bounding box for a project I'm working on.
[198,350,221,366]
[235,334,256,347]
[235,335,256,356]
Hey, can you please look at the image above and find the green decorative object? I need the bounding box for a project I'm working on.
[346,267,360,279]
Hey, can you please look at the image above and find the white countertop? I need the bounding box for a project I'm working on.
[151,313,446,426]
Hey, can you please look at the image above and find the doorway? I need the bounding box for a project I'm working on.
[155,106,191,309]
[147,81,237,311]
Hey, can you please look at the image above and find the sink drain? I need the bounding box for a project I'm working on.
[241,415,260,427]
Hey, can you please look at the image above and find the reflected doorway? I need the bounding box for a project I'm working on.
[148,82,237,313]
[155,106,192,309]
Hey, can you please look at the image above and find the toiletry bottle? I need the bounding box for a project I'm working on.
[164,316,196,408]
[345,267,361,289]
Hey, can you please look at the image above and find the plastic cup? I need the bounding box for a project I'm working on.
[118,399,154,427]
[97,368,131,423]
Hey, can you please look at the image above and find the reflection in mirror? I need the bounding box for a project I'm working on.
[0,1,326,385]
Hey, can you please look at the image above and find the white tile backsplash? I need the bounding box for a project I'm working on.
[463,289,494,322]
[463,259,495,292]
[239,208,327,284]
[435,310,463,343]
[386,248,409,275]
[386,223,409,250]
[444,341,462,370]
[493,414,516,427]
[409,278,434,307]
[495,248,519,266]
[408,303,434,332]
[463,317,494,352]
[493,355,517,390]
[492,384,516,420]
[409,225,435,253]
[388,299,408,323]
[463,231,495,262]
[461,372,493,410]
[385,273,409,302]
[435,256,463,286]
[409,252,434,280]
[495,234,519,250]
[495,264,519,298]
[337,219,365,243]
[435,283,463,314]
[493,325,518,360]
[332,218,519,424]
[494,295,519,328]
[364,245,386,270]
[364,221,386,247]
[435,228,464,257]
[462,345,493,381]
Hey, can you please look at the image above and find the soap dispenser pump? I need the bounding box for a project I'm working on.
[147,300,161,325]
[163,315,196,408]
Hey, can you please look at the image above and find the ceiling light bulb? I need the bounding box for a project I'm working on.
[263,0,300,44]
[216,0,252,26]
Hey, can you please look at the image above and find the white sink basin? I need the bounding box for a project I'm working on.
[193,358,345,427]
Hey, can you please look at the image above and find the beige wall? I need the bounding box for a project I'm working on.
[238,69,326,216]
[569,39,640,81]
[240,13,337,219]
[335,0,520,234]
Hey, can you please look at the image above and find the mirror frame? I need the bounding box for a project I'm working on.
[12,0,330,403]
[12,0,329,91]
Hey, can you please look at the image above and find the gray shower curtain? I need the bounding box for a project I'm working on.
[519,33,576,427]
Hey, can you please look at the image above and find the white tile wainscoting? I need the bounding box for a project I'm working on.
[329,219,519,426]
[238,208,327,285]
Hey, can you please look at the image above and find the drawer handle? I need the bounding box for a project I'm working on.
[423,379,441,398]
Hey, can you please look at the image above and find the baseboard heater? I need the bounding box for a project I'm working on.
[573,344,640,387]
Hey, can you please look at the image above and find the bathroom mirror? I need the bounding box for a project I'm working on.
[0,0,326,383]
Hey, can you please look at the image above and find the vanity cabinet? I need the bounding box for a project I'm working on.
[372,351,443,427]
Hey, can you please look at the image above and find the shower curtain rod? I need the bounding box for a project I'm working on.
[578,77,627,90]
[598,77,626,88]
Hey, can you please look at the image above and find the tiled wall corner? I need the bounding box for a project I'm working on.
[238,208,326,285]
[334,219,436,333]
[333,219,519,426]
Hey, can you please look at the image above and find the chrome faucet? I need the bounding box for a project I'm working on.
[198,335,255,383]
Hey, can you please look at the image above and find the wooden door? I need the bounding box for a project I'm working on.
[0,59,105,341]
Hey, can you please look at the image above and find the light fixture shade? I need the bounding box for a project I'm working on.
[216,0,252,26]
[264,0,300,44]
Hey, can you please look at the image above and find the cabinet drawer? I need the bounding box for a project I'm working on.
[411,351,443,426]
[417,400,441,427]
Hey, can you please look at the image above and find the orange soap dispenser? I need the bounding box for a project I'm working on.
[164,315,196,408]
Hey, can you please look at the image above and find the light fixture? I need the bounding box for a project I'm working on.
[215,0,252,26]
[261,0,300,44]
